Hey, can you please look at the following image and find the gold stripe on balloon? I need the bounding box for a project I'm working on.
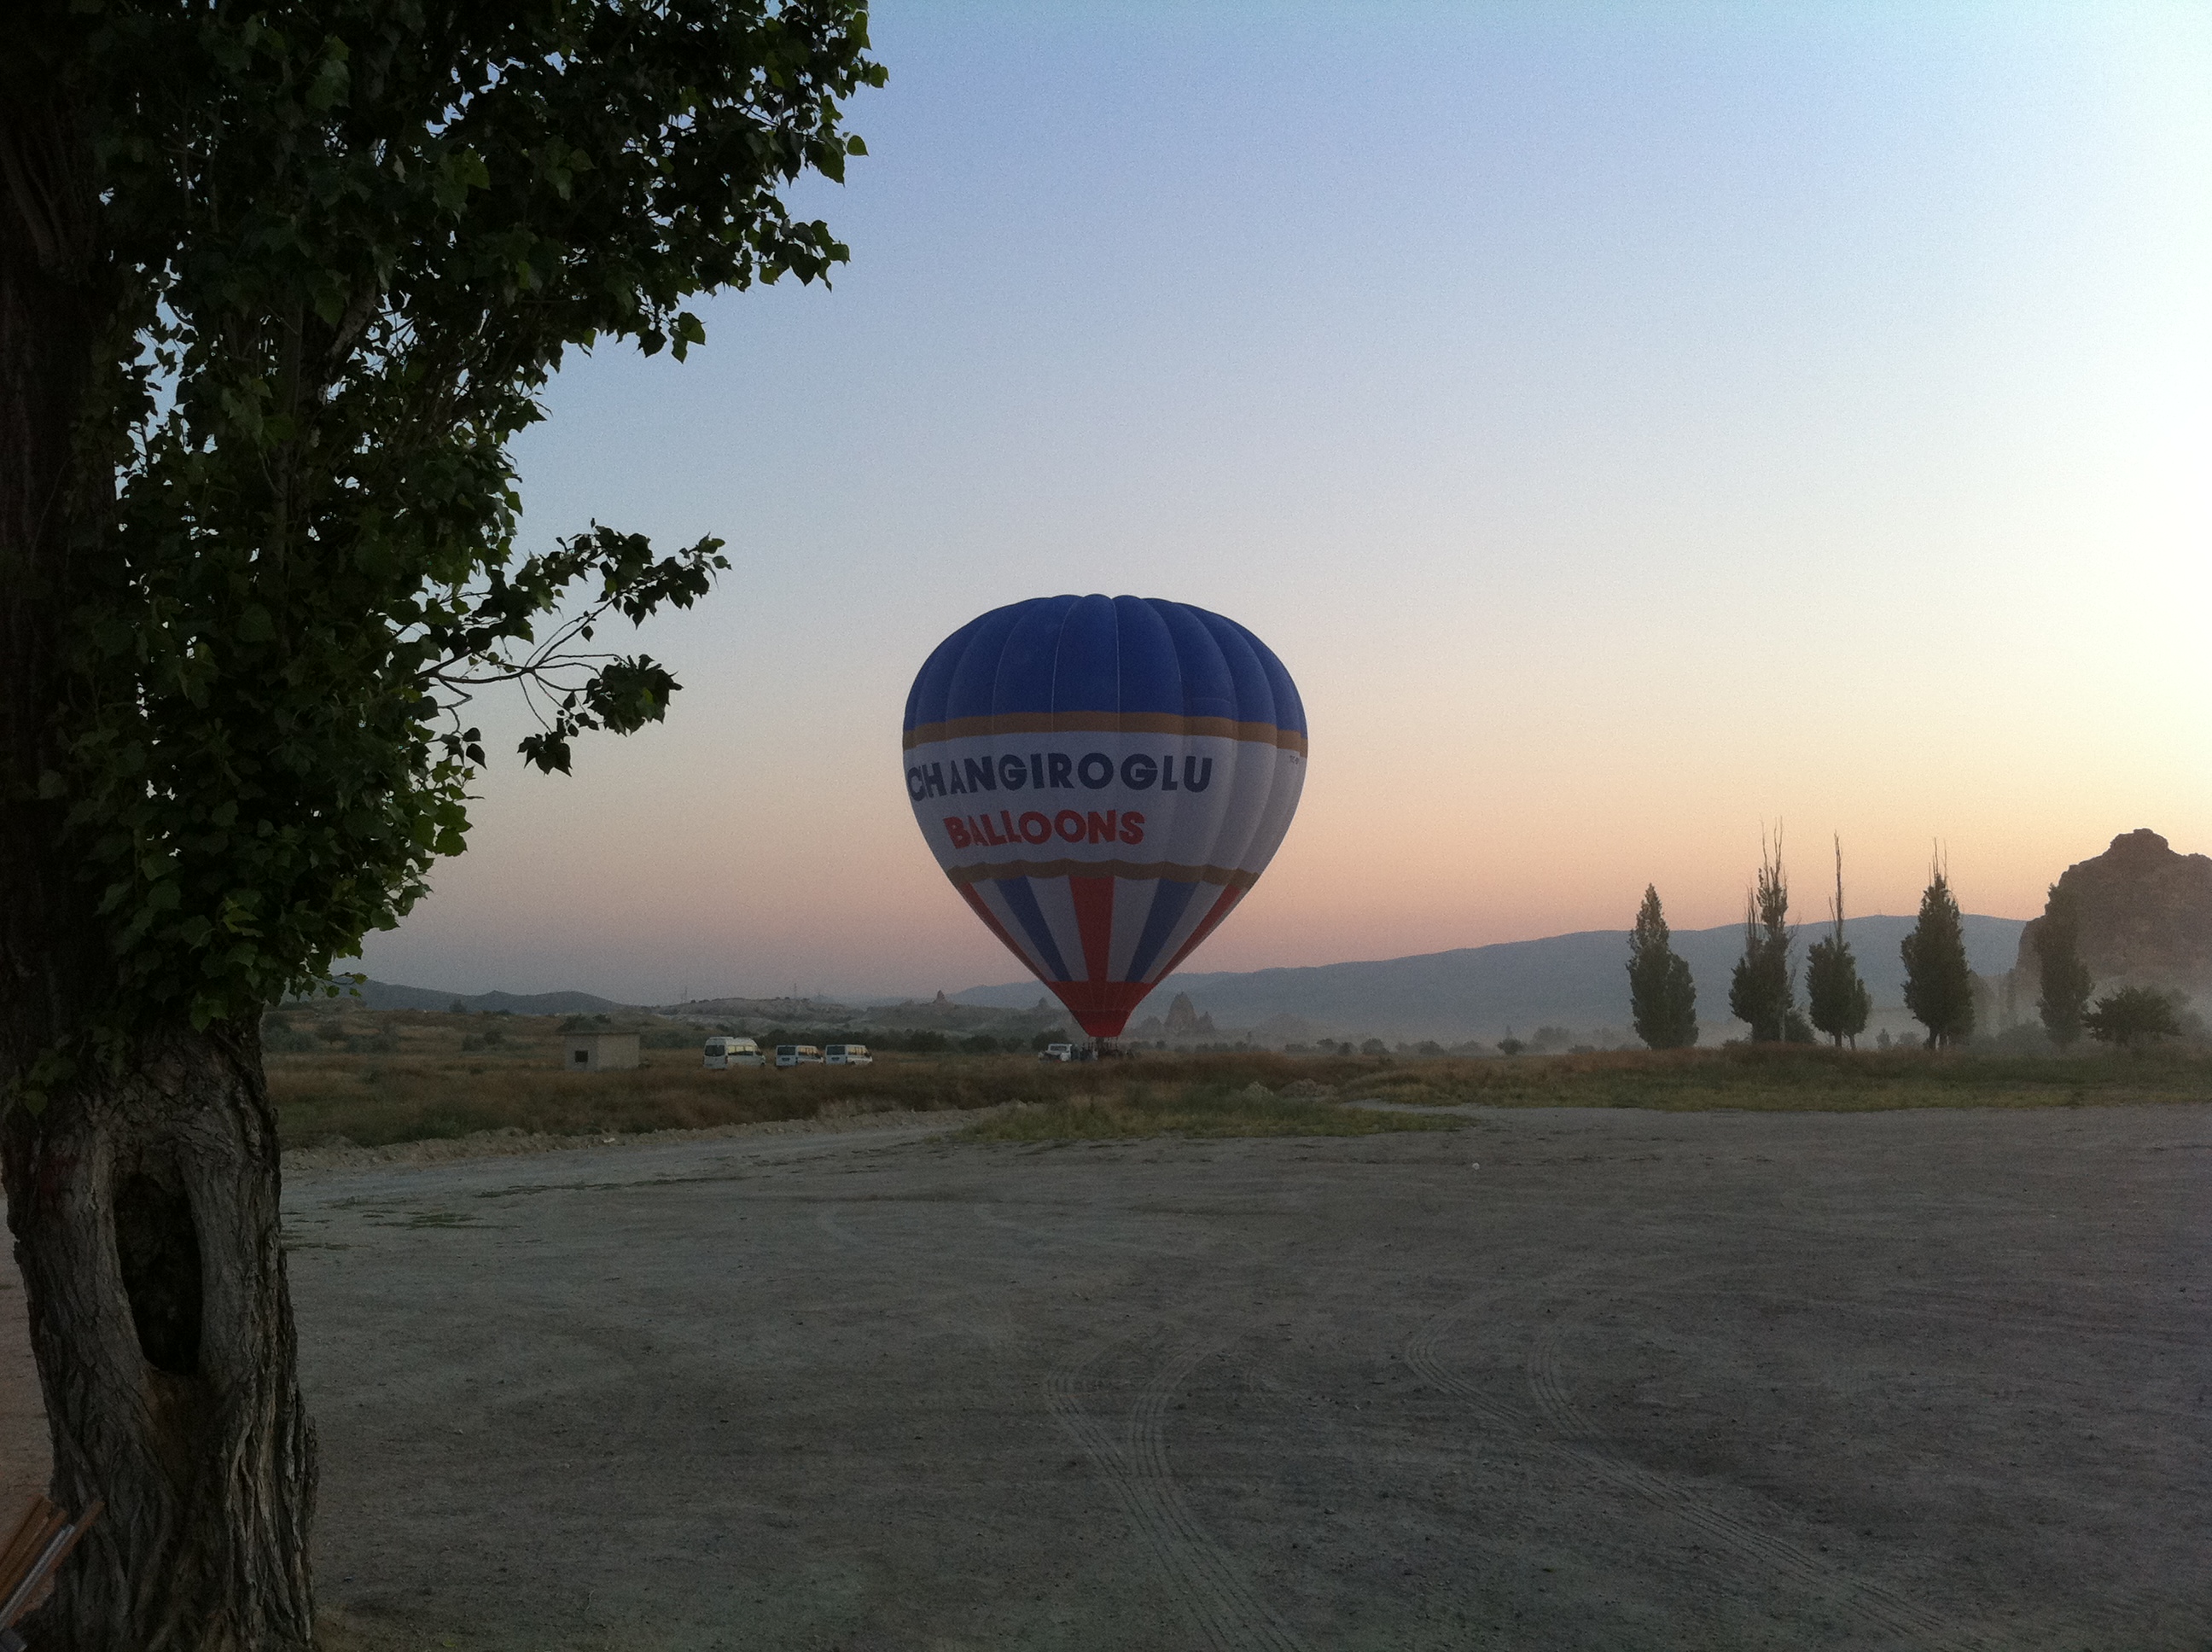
[903,712,1307,756]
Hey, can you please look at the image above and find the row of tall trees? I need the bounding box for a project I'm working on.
[1627,835,1976,1050]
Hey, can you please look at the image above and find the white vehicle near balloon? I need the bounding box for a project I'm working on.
[702,1036,762,1069]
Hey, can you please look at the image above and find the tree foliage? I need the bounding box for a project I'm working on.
[1727,831,1793,1042]
[2,9,882,1644]
[1901,859,1974,1048]
[1626,884,1698,1049]
[2082,985,2184,1050]
[12,0,883,1071]
[1805,835,1871,1048]
[2033,884,2095,1050]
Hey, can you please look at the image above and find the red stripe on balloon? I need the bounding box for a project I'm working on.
[1155,885,1244,981]
[1069,875,1115,982]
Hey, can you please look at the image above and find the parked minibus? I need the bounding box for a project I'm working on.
[703,1036,763,1069]
[824,1044,872,1066]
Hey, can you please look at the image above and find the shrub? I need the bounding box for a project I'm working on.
[2084,986,2185,1049]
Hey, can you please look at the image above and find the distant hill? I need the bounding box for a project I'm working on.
[302,980,632,1015]
[955,915,2028,1043]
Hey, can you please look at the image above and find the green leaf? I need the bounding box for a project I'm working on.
[28,0,872,1039]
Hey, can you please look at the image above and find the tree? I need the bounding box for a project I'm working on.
[1901,857,1975,1048]
[1626,885,1698,1049]
[2082,986,2184,1050]
[1805,835,1871,1049]
[1,6,882,1648]
[1727,830,1794,1041]
[2034,884,2095,1050]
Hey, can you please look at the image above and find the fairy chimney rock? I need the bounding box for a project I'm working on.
[2016,829,2212,1009]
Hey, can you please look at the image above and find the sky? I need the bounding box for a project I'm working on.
[353,0,2212,1005]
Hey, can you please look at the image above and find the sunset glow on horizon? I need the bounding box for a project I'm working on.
[352,2,2210,1004]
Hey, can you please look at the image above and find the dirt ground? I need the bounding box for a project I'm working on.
[4,1103,2209,1650]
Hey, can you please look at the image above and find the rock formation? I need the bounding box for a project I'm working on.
[2014,830,2212,1010]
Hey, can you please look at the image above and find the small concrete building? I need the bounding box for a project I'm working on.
[564,1032,639,1072]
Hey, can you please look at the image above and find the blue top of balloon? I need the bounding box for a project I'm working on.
[904,595,1306,738]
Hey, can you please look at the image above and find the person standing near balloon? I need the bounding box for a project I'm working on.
[902,595,1306,1040]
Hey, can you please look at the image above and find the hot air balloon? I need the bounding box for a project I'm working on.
[902,595,1306,1039]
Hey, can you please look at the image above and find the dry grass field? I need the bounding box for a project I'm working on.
[1341,1041,2212,1112]
[264,1009,1406,1148]
[264,1009,2212,1151]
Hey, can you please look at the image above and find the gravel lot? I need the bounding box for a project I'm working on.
[6,1102,2209,1649]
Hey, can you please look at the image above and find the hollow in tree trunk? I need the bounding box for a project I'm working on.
[1,1027,317,1652]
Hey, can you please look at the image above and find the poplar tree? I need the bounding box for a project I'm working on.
[1627,884,1698,1049]
[1805,835,1871,1048]
[1901,857,1976,1048]
[1727,830,1794,1041]
[2034,884,2094,1050]
[0,6,882,1647]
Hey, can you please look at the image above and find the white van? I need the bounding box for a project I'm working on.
[824,1044,872,1066]
[703,1036,762,1070]
[1038,1043,1076,1062]
[774,1044,824,1068]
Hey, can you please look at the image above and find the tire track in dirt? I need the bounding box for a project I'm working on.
[1405,1283,1987,1649]
[971,1199,1226,1262]
[1519,1306,1987,1651]
[1528,1289,2182,1644]
[1400,1289,1527,1435]
[1049,1337,1309,1652]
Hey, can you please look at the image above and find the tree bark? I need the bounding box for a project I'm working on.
[2,57,320,1652]
[1,1032,317,1652]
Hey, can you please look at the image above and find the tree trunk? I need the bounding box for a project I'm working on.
[3,62,319,1652]
[1,1030,317,1652]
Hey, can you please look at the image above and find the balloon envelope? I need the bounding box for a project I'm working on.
[903,595,1307,1038]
